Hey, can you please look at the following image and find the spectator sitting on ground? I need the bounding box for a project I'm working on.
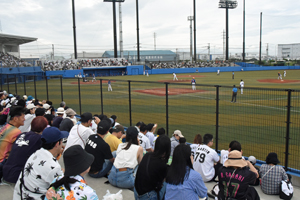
[135,121,144,132]
[59,108,76,132]
[2,116,48,183]
[105,124,124,152]
[165,144,208,200]
[248,156,260,186]
[138,123,153,152]
[108,127,143,189]
[44,114,55,126]
[45,145,98,200]
[52,107,65,128]
[190,134,202,157]
[111,114,120,126]
[170,130,184,156]
[217,150,260,200]
[193,133,221,182]
[85,120,114,178]
[152,127,166,146]
[18,103,36,133]
[145,123,157,149]
[0,106,25,183]
[64,112,99,151]
[134,135,171,200]
[220,140,243,165]
[260,152,288,195]
[13,127,68,199]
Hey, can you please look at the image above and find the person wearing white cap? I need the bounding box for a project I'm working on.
[43,103,51,115]
[52,107,65,128]
[19,104,36,133]
[170,130,184,156]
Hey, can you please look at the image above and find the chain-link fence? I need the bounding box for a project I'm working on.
[1,75,299,172]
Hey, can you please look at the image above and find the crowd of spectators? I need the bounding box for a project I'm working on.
[42,58,129,71]
[0,52,32,67]
[0,91,291,199]
[150,60,236,69]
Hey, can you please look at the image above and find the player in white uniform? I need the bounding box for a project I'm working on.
[191,77,196,90]
[193,134,221,182]
[217,69,220,75]
[240,79,244,94]
[278,72,282,80]
[138,123,153,152]
[108,80,112,91]
[173,72,178,81]
[284,70,286,77]
[92,74,96,82]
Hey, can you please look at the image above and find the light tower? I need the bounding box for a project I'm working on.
[219,0,238,61]
[187,16,194,62]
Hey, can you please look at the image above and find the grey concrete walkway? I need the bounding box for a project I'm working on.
[1,157,299,199]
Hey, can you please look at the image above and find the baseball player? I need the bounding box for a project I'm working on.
[92,74,96,82]
[217,69,220,75]
[173,72,178,81]
[240,79,244,94]
[108,80,113,91]
[232,71,234,79]
[278,72,282,80]
[284,70,286,77]
[146,70,149,77]
[191,77,196,90]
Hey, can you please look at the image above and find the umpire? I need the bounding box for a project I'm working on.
[231,85,238,103]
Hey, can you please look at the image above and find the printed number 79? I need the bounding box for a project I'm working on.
[194,152,206,163]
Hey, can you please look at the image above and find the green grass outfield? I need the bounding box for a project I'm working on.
[3,69,300,169]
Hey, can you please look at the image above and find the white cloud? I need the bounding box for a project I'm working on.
[1,0,300,58]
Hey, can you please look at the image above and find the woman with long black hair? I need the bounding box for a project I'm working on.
[134,135,171,200]
[165,144,207,200]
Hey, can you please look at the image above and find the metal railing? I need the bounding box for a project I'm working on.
[1,75,299,172]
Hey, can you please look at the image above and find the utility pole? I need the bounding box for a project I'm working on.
[71,0,78,59]
[259,12,262,64]
[223,30,226,61]
[119,2,123,58]
[188,16,193,62]
[154,32,156,50]
[242,0,245,61]
[52,44,54,60]
[266,43,269,60]
[193,0,196,62]
[208,43,210,61]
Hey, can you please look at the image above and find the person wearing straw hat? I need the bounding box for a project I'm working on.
[217,150,260,200]
[260,152,288,195]
[45,145,98,200]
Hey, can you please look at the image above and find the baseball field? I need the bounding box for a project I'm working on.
[2,69,300,170]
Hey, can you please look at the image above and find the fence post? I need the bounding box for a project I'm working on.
[14,74,17,95]
[60,76,64,102]
[128,81,132,126]
[23,75,26,95]
[166,82,169,136]
[45,76,49,100]
[284,89,292,171]
[7,74,9,93]
[34,76,37,99]
[215,85,220,152]
[78,78,82,115]
[100,79,103,115]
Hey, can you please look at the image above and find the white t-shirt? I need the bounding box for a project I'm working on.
[193,144,220,182]
[138,132,151,151]
[114,143,140,169]
[145,131,155,149]
[240,81,244,87]
[220,149,229,165]
[64,124,95,151]
[13,148,63,200]
[19,114,35,133]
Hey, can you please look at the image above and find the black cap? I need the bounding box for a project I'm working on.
[126,126,139,139]
[80,112,93,123]
[266,152,280,165]
[35,108,45,116]
[97,120,111,135]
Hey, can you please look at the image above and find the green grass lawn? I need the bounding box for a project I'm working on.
[2,69,300,169]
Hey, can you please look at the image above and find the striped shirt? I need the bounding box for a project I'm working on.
[0,124,22,162]
[260,164,288,194]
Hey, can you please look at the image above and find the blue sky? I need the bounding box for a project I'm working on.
[1,0,300,58]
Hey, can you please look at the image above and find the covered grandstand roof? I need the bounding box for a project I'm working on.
[0,33,37,45]
[103,50,176,57]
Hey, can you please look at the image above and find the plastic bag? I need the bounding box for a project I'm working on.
[102,190,123,200]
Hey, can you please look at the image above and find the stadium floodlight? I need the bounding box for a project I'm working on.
[104,0,125,58]
[219,0,238,60]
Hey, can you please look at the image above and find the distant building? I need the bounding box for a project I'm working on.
[0,33,37,58]
[278,43,300,60]
[102,50,177,62]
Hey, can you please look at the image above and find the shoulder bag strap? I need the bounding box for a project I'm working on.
[225,169,237,198]
[261,165,275,180]
[77,125,85,147]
